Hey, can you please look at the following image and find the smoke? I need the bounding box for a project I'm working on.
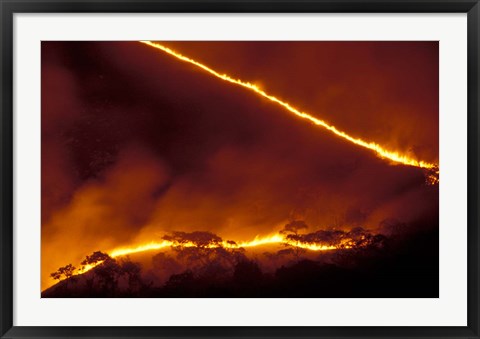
[160,41,439,162]
[41,41,438,290]
[41,145,169,289]
[41,59,82,224]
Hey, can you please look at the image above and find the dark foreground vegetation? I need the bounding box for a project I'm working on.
[43,220,438,298]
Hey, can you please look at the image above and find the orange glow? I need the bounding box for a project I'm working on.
[76,263,101,275]
[426,169,440,185]
[109,233,336,259]
[139,41,438,172]
[109,240,173,258]
[224,234,284,248]
[59,232,340,283]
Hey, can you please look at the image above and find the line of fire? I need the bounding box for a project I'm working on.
[42,41,439,298]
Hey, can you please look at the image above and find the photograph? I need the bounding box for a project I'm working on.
[41,40,439,298]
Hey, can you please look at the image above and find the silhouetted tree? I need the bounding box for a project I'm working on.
[81,251,110,267]
[299,229,345,247]
[207,247,247,273]
[163,231,223,268]
[163,231,222,248]
[280,220,308,259]
[50,264,76,286]
[281,220,308,236]
[80,251,111,290]
[160,231,247,281]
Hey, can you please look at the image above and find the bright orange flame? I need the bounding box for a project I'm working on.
[109,233,337,259]
[139,41,438,171]
[76,263,101,275]
[60,233,339,283]
[110,240,173,258]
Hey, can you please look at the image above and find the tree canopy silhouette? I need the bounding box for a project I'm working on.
[163,231,223,248]
[50,263,76,282]
[81,251,111,267]
[280,220,308,259]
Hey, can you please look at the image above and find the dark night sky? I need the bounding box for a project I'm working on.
[41,41,438,289]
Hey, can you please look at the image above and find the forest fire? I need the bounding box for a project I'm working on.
[42,41,439,298]
[93,233,335,274]
[49,226,376,286]
[43,220,439,298]
[140,41,438,176]
[110,232,338,258]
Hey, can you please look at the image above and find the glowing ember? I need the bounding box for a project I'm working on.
[139,41,438,173]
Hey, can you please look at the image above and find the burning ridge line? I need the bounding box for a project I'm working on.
[68,233,343,280]
[139,40,438,172]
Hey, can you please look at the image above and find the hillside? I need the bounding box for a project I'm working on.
[42,225,438,298]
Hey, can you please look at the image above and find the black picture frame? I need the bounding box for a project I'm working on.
[1,0,478,338]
